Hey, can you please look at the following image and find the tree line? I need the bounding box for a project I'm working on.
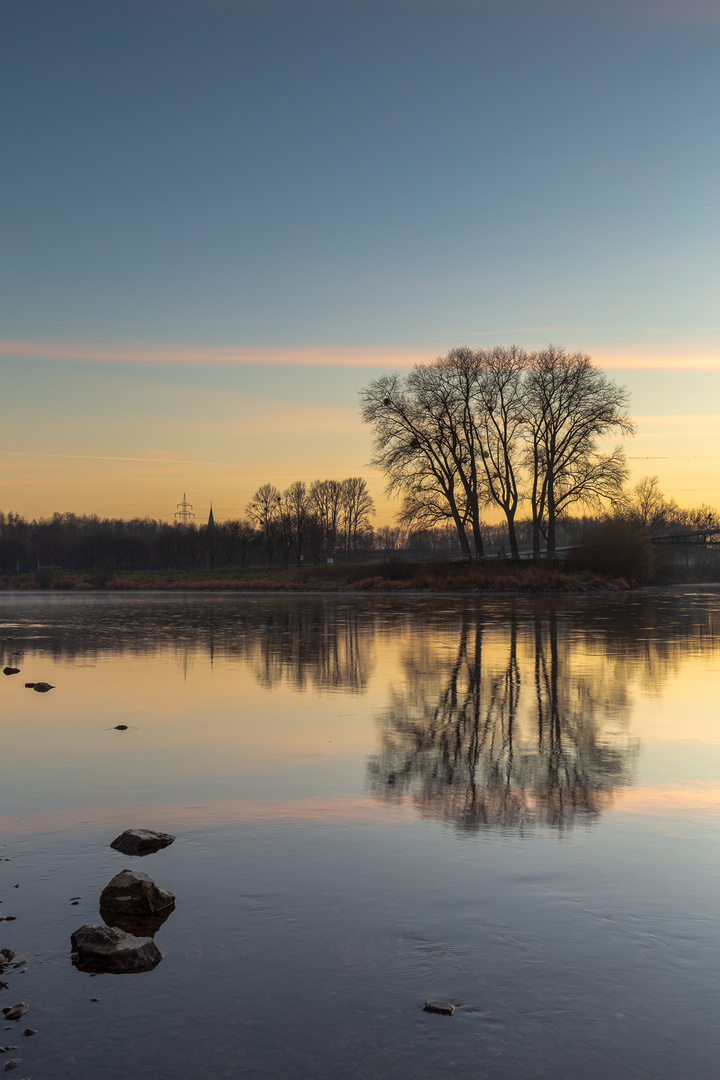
[244,477,375,566]
[361,344,635,558]
[0,477,375,573]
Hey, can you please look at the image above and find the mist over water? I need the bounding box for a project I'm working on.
[1,591,719,1079]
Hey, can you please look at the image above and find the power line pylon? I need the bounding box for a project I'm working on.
[175,492,195,524]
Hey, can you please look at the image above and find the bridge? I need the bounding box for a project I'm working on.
[650,528,720,547]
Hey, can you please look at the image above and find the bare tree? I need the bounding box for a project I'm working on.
[523,347,634,557]
[309,479,344,558]
[340,477,375,553]
[624,475,680,532]
[360,371,477,557]
[246,484,281,566]
[472,346,527,558]
[281,481,311,565]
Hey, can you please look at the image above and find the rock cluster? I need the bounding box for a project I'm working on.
[69,827,177,974]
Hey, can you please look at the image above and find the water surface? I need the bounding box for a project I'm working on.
[1,591,719,1079]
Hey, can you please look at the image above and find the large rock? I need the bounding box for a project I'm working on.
[110,829,175,856]
[99,870,175,917]
[70,924,162,974]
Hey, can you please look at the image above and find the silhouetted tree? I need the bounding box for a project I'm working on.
[246,484,281,566]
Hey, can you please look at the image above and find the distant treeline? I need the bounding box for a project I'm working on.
[0,507,588,573]
[1,475,716,574]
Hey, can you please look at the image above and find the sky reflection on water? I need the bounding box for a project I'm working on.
[0,591,719,1079]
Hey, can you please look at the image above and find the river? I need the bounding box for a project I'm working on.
[1,590,719,1079]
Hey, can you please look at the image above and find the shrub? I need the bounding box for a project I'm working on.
[567,520,655,583]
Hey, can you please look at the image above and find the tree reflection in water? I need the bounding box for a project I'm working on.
[368,610,639,831]
[249,604,373,693]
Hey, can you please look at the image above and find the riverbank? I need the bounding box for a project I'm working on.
[0,560,627,593]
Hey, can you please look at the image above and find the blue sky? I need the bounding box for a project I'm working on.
[2,0,719,521]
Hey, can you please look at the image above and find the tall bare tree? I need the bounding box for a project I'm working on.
[523,347,634,557]
[309,479,345,558]
[360,370,478,557]
[246,483,281,566]
[280,481,311,565]
[340,477,375,553]
[471,346,527,558]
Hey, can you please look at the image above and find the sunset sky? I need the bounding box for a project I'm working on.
[2,0,719,525]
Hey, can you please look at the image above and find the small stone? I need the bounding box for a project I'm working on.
[110,829,175,857]
[2,669,19,677]
[21,1032,35,1038]
[114,725,128,730]
[31,682,54,693]
[0,1007,27,1023]
[423,1000,455,1015]
[3,1060,21,1071]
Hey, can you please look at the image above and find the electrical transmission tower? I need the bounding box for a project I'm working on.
[175,493,195,524]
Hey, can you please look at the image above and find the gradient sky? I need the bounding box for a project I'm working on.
[2,0,719,524]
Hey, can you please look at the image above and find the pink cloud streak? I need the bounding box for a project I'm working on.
[1,339,719,370]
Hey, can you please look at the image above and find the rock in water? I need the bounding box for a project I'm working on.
[0,1006,27,1023]
[110,829,175,856]
[70,924,162,974]
[2,669,19,677]
[2,1058,21,1071]
[99,870,175,916]
[30,682,54,693]
[423,1000,455,1015]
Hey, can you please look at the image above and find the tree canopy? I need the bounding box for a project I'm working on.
[361,345,634,557]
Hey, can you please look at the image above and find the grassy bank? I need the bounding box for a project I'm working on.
[0,559,627,593]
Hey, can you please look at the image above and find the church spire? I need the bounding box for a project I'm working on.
[207,503,215,530]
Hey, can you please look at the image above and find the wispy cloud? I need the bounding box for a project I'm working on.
[2,339,719,371]
[0,340,430,368]
[0,449,251,467]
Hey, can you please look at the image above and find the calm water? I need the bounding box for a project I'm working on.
[1,590,719,1080]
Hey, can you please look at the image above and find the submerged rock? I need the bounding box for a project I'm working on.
[99,870,175,916]
[2,669,19,677]
[0,952,15,974]
[70,924,162,974]
[423,1000,455,1015]
[110,829,175,857]
[114,725,128,730]
[29,682,54,694]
